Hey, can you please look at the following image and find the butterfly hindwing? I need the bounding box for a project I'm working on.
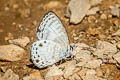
[31,40,70,68]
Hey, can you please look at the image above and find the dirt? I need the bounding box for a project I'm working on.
[0,0,120,79]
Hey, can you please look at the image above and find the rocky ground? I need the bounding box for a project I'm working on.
[0,0,120,80]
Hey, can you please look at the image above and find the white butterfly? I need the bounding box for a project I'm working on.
[31,11,72,68]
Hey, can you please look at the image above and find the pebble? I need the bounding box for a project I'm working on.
[117,43,120,49]
[110,6,120,17]
[113,52,120,64]
[85,59,102,68]
[64,60,76,78]
[86,69,96,75]
[44,1,63,9]
[87,16,96,23]
[45,65,63,78]
[112,29,120,36]
[90,0,102,6]
[18,8,31,18]
[74,37,79,40]
[96,68,103,77]
[69,73,82,80]
[93,41,117,61]
[1,69,19,80]
[100,14,107,20]
[0,44,25,61]
[87,7,99,15]
[23,71,43,80]
[74,50,92,62]
[8,37,30,47]
[65,0,90,24]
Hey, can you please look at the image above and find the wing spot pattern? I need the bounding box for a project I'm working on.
[39,43,43,47]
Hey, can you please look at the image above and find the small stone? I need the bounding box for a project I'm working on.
[96,68,103,77]
[4,7,9,11]
[0,44,25,61]
[100,14,107,20]
[64,60,76,78]
[74,37,79,40]
[85,59,102,68]
[44,1,63,9]
[87,7,99,15]
[93,41,117,59]
[65,0,90,24]
[69,73,82,80]
[2,69,19,80]
[110,6,120,17]
[0,29,4,32]
[87,16,96,23]
[77,68,88,77]
[8,37,30,47]
[23,71,43,80]
[74,50,92,62]
[86,69,96,75]
[19,8,31,18]
[117,43,120,49]
[82,69,106,80]
[5,32,14,41]
[32,20,38,26]
[90,0,102,6]
[13,4,19,9]
[113,52,120,64]
[112,29,120,36]
[45,65,63,78]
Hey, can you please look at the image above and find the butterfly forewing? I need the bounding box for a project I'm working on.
[31,40,66,68]
[37,12,69,49]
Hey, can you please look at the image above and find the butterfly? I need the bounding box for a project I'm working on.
[31,11,72,68]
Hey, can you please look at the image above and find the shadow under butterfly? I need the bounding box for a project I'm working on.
[31,11,73,69]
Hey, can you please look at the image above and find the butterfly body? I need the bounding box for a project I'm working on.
[31,11,72,68]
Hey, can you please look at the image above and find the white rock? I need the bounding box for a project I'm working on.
[90,0,102,6]
[113,52,120,64]
[110,6,120,17]
[117,43,120,49]
[0,44,25,61]
[100,14,107,19]
[2,69,19,80]
[80,68,106,80]
[44,1,63,9]
[87,7,99,15]
[74,50,92,62]
[96,41,117,53]
[69,73,82,80]
[8,37,30,47]
[112,29,120,36]
[81,69,106,80]
[85,59,102,68]
[64,60,76,78]
[45,65,63,78]
[93,41,117,63]
[23,71,43,80]
[65,0,90,24]
[72,43,90,56]
[82,75,106,80]
[86,69,96,75]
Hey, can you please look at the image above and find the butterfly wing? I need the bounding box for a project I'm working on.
[37,11,70,50]
[31,40,71,68]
